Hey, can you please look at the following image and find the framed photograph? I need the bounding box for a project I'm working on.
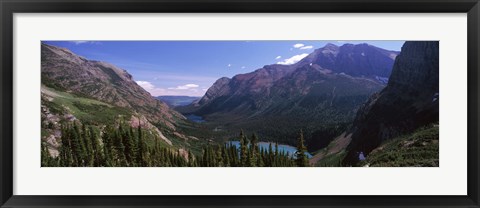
[1,0,479,207]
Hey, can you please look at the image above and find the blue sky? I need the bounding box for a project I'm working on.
[42,40,405,96]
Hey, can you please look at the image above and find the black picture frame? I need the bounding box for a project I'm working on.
[1,0,479,207]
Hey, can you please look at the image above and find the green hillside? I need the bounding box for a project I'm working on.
[360,125,439,167]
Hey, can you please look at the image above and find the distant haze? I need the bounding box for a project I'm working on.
[156,96,200,107]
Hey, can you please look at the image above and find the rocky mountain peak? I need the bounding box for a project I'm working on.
[297,43,398,78]
[321,43,340,54]
[196,77,231,106]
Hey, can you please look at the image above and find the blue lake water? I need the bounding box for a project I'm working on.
[227,141,312,158]
[185,114,206,123]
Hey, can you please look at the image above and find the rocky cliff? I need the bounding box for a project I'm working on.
[343,41,439,165]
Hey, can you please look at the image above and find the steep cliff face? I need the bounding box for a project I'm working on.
[41,43,183,130]
[343,41,439,165]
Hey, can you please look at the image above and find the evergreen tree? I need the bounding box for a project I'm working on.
[274,142,279,167]
[249,134,258,167]
[295,130,309,167]
[137,125,145,166]
[239,130,248,167]
[41,142,54,167]
[102,125,115,167]
[188,150,195,167]
[222,145,230,167]
[123,126,137,166]
[71,123,85,166]
[216,146,223,167]
[257,147,264,167]
[268,143,274,167]
[209,146,216,166]
[53,124,305,168]
[59,124,73,166]
[88,126,103,166]
[81,124,94,166]
[113,126,127,166]
[229,145,238,167]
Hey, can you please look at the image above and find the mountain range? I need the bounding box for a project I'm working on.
[41,41,438,167]
[179,43,399,149]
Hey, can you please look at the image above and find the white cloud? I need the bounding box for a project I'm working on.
[293,43,313,50]
[136,81,155,90]
[71,41,98,45]
[275,56,282,59]
[227,64,232,67]
[277,53,309,65]
[241,66,246,69]
[293,43,305,48]
[168,84,199,90]
[300,45,313,50]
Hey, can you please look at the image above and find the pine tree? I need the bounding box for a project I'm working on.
[216,146,223,167]
[81,124,92,166]
[113,126,127,166]
[222,145,230,167]
[188,150,195,167]
[209,146,216,167]
[295,130,309,167]
[249,134,258,167]
[102,126,115,167]
[123,126,137,166]
[81,124,94,166]
[257,147,264,167]
[239,130,248,167]
[59,124,73,166]
[137,125,145,166]
[152,134,161,166]
[41,142,53,167]
[89,126,103,166]
[229,145,238,167]
[203,147,209,167]
[71,123,85,166]
[268,143,274,167]
[274,142,279,167]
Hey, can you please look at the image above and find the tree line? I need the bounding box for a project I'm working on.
[42,122,192,167]
[197,130,309,167]
[42,122,310,167]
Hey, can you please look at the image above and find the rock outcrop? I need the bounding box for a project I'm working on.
[343,41,439,165]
